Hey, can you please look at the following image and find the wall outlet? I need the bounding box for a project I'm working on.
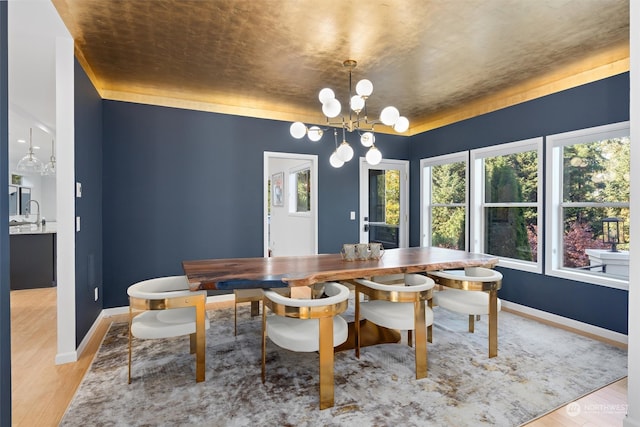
[94,287,98,301]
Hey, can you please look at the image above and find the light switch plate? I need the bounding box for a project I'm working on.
[76,216,81,232]
[76,182,82,198]
[350,211,356,220]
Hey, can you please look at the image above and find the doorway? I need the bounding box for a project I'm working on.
[264,152,318,257]
[359,158,409,248]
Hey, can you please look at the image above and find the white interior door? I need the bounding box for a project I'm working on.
[359,158,409,248]
[264,152,318,257]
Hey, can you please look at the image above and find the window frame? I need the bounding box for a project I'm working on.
[420,151,469,250]
[470,137,544,273]
[545,121,630,290]
[288,163,312,216]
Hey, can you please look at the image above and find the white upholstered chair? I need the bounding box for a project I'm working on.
[429,267,503,333]
[353,273,435,379]
[428,266,502,358]
[127,275,209,383]
[261,282,350,409]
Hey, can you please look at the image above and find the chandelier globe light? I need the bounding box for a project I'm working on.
[16,128,44,174]
[289,59,408,167]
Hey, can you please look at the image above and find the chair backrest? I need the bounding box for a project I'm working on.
[428,267,502,291]
[355,274,434,303]
[372,273,434,287]
[263,282,349,319]
[431,267,502,282]
[128,275,206,300]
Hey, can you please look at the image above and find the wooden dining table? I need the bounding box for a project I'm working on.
[182,246,499,409]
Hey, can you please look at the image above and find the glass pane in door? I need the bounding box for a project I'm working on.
[368,169,400,248]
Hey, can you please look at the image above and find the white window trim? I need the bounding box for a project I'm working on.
[420,152,469,249]
[470,137,544,273]
[545,121,630,290]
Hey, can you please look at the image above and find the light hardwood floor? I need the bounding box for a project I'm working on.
[10,287,628,426]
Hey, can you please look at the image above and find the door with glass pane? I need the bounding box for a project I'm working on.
[359,159,409,248]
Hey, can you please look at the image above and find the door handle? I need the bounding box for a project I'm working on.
[364,224,369,232]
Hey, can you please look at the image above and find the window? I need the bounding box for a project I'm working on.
[288,166,311,214]
[421,152,468,250]
[471,138,543,272]
[546,122,630,289]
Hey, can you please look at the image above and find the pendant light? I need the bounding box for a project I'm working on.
[16,128,43,174]
[42,138,56,176]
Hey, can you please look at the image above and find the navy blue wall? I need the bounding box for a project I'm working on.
[408,73,630,334]
[102,102,409,308]
[74,59,103,346]
[0,3,11,423]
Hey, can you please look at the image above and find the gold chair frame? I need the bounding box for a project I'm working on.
[261,290,348,410]
[427,270,502,358]
[128,292,207,383]
[350,278,433,379]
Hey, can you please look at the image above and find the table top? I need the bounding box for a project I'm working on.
[182,247,498,291]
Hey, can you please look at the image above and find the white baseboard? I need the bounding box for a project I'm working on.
[55,307,106,365]
[502,300,628,345]
[55,351,78,365]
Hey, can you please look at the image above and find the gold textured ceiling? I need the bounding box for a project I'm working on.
[51,0,629,135]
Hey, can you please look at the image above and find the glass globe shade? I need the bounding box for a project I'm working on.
[356,79,373,97]
[42,160,56,176]
[308,126,323,142]
[393,116,410,133]
[360,132,375,147]
[350,95,365,113]
[380,106,400,126]
[16,150,44,174]
[290,121,307,139]
[318,88,335,104]
[322,98,341,118]
[337,141,354,162]
[329,151,344,168]
[365,146,382,165]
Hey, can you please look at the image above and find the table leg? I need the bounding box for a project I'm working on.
[414,300,427,379]
[488,290,498,358]
[318,316,334,409]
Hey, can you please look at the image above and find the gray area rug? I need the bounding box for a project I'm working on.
[61,302,627,426]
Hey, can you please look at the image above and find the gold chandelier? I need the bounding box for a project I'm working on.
[289,60,409,167]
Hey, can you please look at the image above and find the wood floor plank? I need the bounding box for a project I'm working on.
[9,287,628,426]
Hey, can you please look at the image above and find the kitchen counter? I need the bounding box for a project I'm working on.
[9,221,57,235]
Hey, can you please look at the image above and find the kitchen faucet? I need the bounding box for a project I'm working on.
[27,199,41,225]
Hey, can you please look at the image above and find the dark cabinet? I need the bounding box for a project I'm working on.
[10,233,56,290]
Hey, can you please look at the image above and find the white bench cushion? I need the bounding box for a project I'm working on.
[266,315,348,353]
[434,289,501,316]
[360,301,434,331]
